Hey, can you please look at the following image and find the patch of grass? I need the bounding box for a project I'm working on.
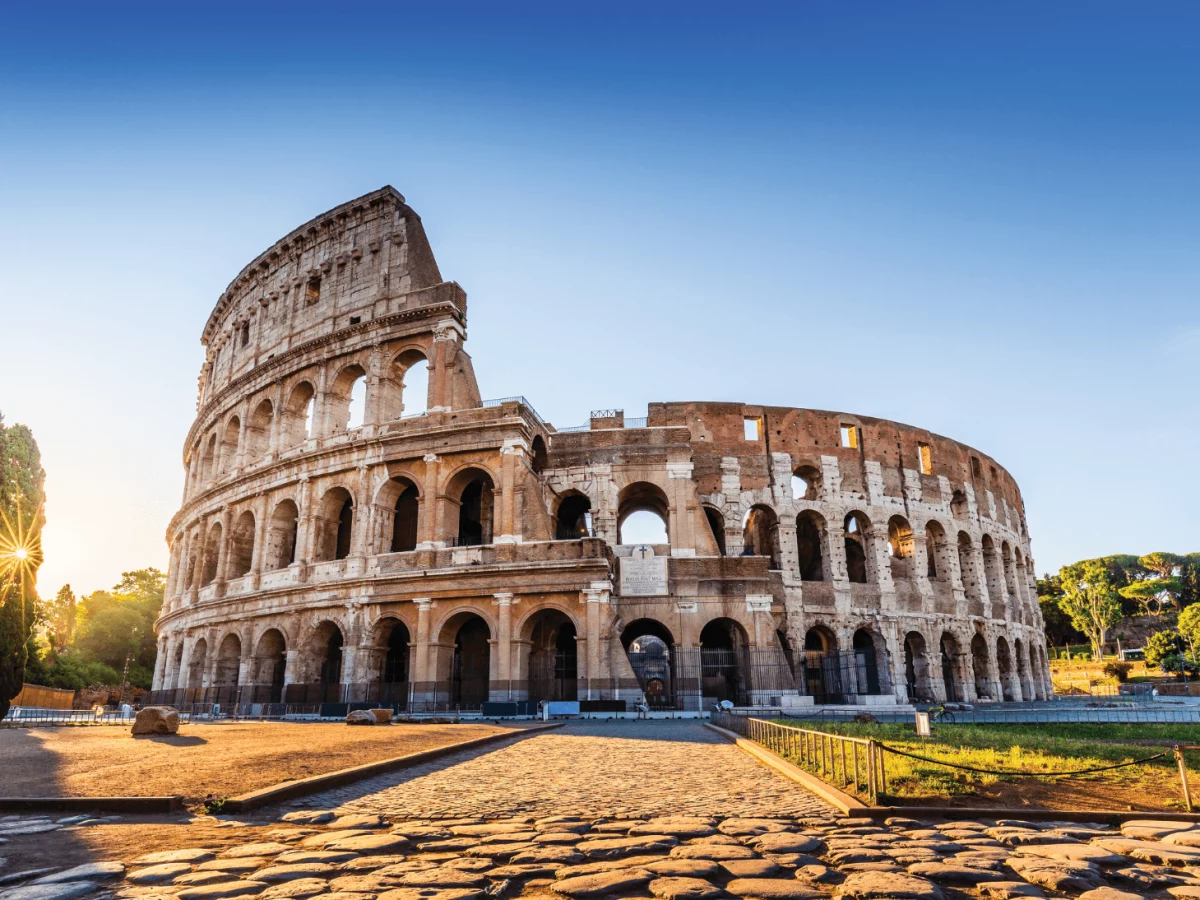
[771,719,1193,800]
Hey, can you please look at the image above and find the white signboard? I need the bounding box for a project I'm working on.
[620,546,669,596]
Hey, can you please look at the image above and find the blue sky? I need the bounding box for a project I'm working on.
[1,2,1197,596]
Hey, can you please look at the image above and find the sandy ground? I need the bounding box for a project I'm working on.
[0,721,515,803]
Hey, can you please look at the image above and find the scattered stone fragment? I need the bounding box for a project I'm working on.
[131,706,179,735]
[906,862,1008,884]
[135,849,217,866]
[837,871,944,900]
[649,876,726,900]
[578,835,678,859]
[1013,843,1125,864]
[252,863,336,882]
[1007,857,1105,893]
[551,868,653,896]
[175,882,269,899]
[1077,889,1149,900]
[223,842,293,859]
[325,834,411,855]
[753,834,822,855]
[720,860,779,878]
[979,881,1045,899]
[723,877,825,899]
[671,844,757,861]
[34,862,125,884]
[127,863,194,884]
[280,811,336,826]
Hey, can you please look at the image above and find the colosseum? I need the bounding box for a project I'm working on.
[150,185,1052,714]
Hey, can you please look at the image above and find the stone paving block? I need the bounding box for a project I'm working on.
[134,849,217,866]
[724,877,826,899]
[258,878,331,898]
[127,863,194,885]
[175,882,269,899]
[649,876,726,899]
[551,868,653,896]
[836,871,944,900]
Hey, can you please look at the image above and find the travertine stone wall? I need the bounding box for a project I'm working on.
[154,187,1051,709]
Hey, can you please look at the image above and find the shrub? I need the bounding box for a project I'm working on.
[1145,630,1186,671]
[1102,661,1133,682]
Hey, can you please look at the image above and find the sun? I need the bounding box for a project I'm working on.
[13,547,28,560]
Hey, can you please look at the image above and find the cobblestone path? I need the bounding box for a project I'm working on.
[4,721,1199,900]
[310,720,835,819]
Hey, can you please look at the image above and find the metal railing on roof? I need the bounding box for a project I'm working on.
[480,396,546,428]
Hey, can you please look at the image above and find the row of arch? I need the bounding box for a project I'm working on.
[190,348,430,491]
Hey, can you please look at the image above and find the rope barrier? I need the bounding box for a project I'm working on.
[878,742,1168,777]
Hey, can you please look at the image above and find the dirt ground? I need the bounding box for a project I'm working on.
[0,721,516,803]
[889,771,1189,812]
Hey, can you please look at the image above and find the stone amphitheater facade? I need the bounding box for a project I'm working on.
[151,186,1051,711]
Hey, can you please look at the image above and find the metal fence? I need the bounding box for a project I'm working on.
[777,698,1200,726]
[713,711,884,803]
[4,707,146,726]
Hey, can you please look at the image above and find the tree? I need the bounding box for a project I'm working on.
[1058,559,1124,661]
[1179,604,1200,657]
[1120,578,1181,616]
[70,568,164,688]
[44,584,77,658]
[1144,629,1186,672]
[1036,573,1084,645]
[1182,560,1200,608]
[0,414,46,721]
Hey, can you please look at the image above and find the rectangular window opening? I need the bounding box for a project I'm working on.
[743,417,761,441]
[349,315,361,325]
[919,443,933,475]
[306,277,321,304]
[971,456,982,478]
[840,424,859,449]
[240,322,250,347]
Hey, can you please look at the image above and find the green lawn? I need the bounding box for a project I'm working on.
[770,720,1197,801]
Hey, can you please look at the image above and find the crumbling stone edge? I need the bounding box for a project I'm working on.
[223,722,564,813]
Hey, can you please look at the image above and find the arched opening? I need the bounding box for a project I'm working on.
[266,500,299,570]
[982,535,1005,607]
[904,631,933,701]
[852,628,883,695]
[228,511,255,579]
[450,614,491,709]
[925,521,947,580]
[1002,541,1018,605]
[215,634,241,688]
[742,505,780,568]
[796,511,826,581]
[526,609,578,702]
[970,633,992,699]
[887,515,914,580]
[390,479,420,552]
[315,487,354,561]
[791,464,821,501]
[530,436,547,475]
[247,399,274,460]
[703,507,727,556]
[201,433,217,483]
[377,618,410,706]
[187,638,208,690]
[285,381,316,447]
[940,632,964,701]
[951,489,969,521]
[555,492,592,541]
[957,531,980,602]
[388,350,429,419]
[996,636,1015,701]
[453,469,495,546]
[218,417,240,474]
[310,621,345,700]
[327,364,368,433]
[804,626,839,704]
[253,628,287,703]
[200,522,222,585]
[617,482,670,545]
[844,512,872,584]
[699,618,750,706]
[622,619,676,709]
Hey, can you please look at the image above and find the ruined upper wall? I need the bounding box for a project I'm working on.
[551,400,1029,536]
[196,186,448,406]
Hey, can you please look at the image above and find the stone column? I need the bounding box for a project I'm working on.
[667,462,695,556]
[582,582,611,700]
[190,519,207,590]
[152,637,169,690]
[213,507,233,595]
[412,598,434,706]
[250,493,269,578]
[418,455,441,548]
[495,441,525,544]
[268,382,285,457]
[493,593,515,700]
[428,320,464,412]
[294,476,314,565]
[350,464,371,557]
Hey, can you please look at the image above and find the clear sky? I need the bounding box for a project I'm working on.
[1,2,1197,599]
